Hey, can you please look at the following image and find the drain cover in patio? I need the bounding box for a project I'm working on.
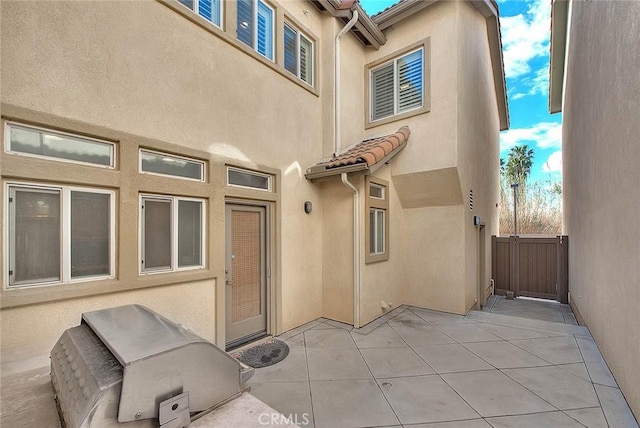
[233,339,289,368]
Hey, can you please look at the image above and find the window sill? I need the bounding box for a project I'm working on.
[366,253,389,264]
[0,269,216,309]
[365,105,430,130]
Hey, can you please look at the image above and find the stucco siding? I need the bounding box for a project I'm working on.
[562,0,640,418]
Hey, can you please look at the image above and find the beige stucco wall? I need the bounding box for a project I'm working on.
[359,165,407,324]
[320,179,355,324]
[404,205,467,314]
[0,0,325,366]
[455,1,501,310]
[561,0,640,418]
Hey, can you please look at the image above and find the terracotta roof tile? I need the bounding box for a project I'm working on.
[323,126,410,169]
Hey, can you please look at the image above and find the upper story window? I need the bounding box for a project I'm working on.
[140,149,206,182]
[5,122,115,168]
[370,47,425,122]
[6,183,115,288]
[177,0,222,27]
[237,0,274,61]
[284,23,313,85]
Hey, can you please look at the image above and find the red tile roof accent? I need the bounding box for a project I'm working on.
[323,126,410,169]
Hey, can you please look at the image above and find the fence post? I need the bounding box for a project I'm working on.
[509,235,518,297]
[557,235,569,304]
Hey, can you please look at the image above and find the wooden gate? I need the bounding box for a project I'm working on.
[491,236,569,303]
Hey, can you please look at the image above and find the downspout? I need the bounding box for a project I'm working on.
[341,173,361,328]
[336,10,361,328]
[334,9,359,156]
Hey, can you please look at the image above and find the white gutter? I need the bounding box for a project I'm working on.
[334,9,359,156]
[341,173,361,328]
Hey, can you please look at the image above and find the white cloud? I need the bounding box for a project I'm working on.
[500,122,562,153]
[543,150,562,173]
[500,1,551,79]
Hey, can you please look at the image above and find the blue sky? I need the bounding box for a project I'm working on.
[360,0,562,184]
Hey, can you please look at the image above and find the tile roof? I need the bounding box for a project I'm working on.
[305,126,410,179]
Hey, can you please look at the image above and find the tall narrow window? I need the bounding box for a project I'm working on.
[366,178,389,263]
[7,184,114,288]
[141,195,205,273]
[237,0,274,60]
[177,0,222,27]
[370,47,424,122]
[284,23,314,85]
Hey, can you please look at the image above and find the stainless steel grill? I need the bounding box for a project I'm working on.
[50,304,254,428]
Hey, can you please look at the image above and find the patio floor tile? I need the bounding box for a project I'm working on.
[377,375,480,425]
[441,370,556,417]
[307,348,372,381]
[485,411,584,427]
[410,307,470,324]
[310,379,399,428]
[434,324,502,343]
[462,341,551,369]
[360,347,434,378]
[304,328,356,349]
[502,366,600,409]
[473,322,550,340]
[563,407,608,428]
[404,420,491,428]
[249,381,314,428]
[557,362,592,382]
[510,336,583,364]
[350,324,406,349]
[390,325,456,347]
[411,343,493,374]
[594,384,640,428]
[249,349,309,383]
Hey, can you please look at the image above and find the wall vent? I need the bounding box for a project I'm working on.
[469,189,474,211]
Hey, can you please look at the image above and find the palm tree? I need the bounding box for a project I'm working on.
[505,145,534,187]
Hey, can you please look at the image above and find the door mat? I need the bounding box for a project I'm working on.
[232,339,289,368]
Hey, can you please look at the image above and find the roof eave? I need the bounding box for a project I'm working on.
[305,162,369,181]
[373,0,438,30]
[549,0,569,114]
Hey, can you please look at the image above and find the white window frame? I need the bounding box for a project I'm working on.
[370,47,424,122]
[139,149,206,182]
[176,0,223,28]
[5,182,116,289]
[226,167,273,192]
[4,121,116,169]
[284,22,314,86]
[139,194,206,274]
[370,208,386,256]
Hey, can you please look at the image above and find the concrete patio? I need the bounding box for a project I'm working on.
[1,297,638,427]
[249,298,638,428]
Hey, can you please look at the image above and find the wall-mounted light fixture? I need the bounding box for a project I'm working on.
[473,215,481,226]
[304,201,312,214]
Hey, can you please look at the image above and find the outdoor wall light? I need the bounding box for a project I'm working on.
[304,201,312,214]
[473,215,481,226]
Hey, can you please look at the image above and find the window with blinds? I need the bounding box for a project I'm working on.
[140,195,205,273]
[370,47,424,122]
[284,23,314,85]
[177,0,221,27]
[237,0,274,61]
[7,184,115,288]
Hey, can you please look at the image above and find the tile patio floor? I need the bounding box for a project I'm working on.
[248,298,639,428]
